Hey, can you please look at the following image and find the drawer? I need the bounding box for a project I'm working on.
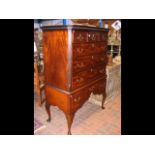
[72,31,101,43]
[73,42,107,58]
[73,54,107,73]
[72,65,106,90]
[71,78,106,112]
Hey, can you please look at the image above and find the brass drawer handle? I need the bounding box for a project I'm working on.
[76,77,84,83]
[77,48,84,53]
[76,79,80,82]
[89,86,95,91]
[91,43,95,48]
[77,62,84,68]
[92,34,96,40]
[100,57,104,61]
[77,33,84,41]
[99,69,104,73]
[74,96,81,102]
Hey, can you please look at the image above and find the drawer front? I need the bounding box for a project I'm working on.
[71,78,106,113]
[73,42,107,58]
[72,65,106,90]
[72,30,106,43]
[73,54,107,73]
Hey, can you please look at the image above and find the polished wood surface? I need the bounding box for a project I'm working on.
[43,30,69,91]
[42,25,108,134]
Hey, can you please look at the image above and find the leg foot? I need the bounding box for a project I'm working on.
[45,102,51,122]
[68,130,72,135]
[102,105,105,109]
[47,117,51,122]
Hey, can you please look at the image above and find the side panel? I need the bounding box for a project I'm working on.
[45,85,70,114]
[43,30,69,91]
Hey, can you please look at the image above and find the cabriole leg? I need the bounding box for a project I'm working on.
[45,102,51,122]
[102,92,106,109]
[65,113,75,135]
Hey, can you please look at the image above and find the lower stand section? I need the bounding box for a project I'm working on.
[45,84,106,135]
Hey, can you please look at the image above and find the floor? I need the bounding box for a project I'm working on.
[34,94,121,135]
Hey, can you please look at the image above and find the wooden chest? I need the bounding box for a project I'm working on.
[42,25,108,134]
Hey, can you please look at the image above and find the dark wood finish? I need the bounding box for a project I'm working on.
[42,25,108,134]
[43,30,69,91]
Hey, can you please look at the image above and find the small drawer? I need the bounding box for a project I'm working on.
[87,31,100,42]
[72,31,87,43]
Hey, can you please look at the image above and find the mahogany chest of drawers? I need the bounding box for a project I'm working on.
[42,25,108,134]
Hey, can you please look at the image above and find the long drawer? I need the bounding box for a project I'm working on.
[71,78,106,113]
[73,53,107,73]
[72,42,107,58]
[72,65,106,90]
